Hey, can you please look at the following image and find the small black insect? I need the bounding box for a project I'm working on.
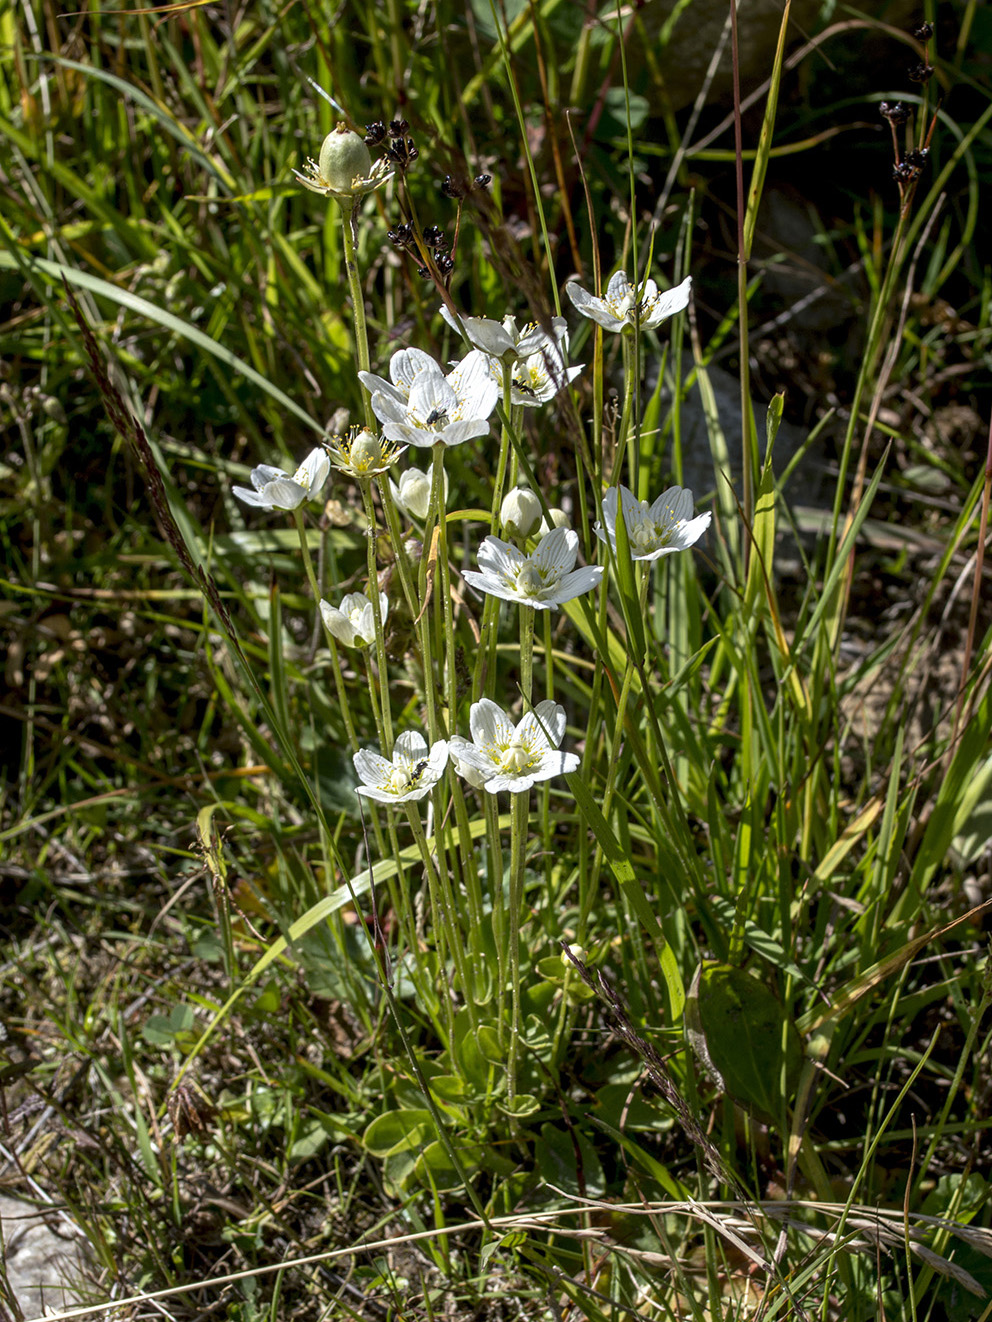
[410,759,429,781]
[424,407,449,426]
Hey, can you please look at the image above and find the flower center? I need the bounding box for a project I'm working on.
[515,564,546,597]
[349,430,383,472]
[499,734,534,774]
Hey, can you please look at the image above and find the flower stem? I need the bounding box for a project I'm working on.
[519,605,535,708]
[473,361,516,702]
[610,330,637,487]
[339,202,376,432]
[360,480,393,755]
[406,800,479,1036]
[507,791,528,1104]
[294,510,357,751]
[431,443,458,727]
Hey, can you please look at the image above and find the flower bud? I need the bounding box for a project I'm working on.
[538,508,569,538]
[561,942,586,968]
[349,429,382,472]
[317,125,372,195]
[500,487,542,539]
[392,465,445,521]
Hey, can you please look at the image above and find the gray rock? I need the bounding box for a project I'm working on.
[634,0,916,111]
[0,1196,90,1320]
[650,352,829,513]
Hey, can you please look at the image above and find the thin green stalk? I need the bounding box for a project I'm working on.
[406,801,479,1036]
[609,331,636,487]
[507,791,528,1103]
[339,202,375,431]
[486,792,508,1044]
[519,605,535,707]
[294,510,358,751]
[360,480,393,755]
[432,443,458,727]
[474,361,516,702]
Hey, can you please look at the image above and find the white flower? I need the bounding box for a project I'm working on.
[319,590,388,647]
[232,448,330,511]
[441,306,582,407]
[325,427,404,478]
[566,272,691,334]
[500,487,542,539]
[353,731,449,804]
[440,306,562,362]
[450,699,579,795]
[507,341,583,408]
[294,124,394,201]
[373,352,499,450]
[462,527,603,611]
[390,464,447,521]
[596,485,711,561]
[358,347,440,409]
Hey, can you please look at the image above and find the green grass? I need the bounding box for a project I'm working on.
[2,1,992,1319]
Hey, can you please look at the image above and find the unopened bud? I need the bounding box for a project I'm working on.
[349,429,382,472]
[317,126,372,195]
[392,465,446,522]
[500,487,542,538]
[538,508,569,538]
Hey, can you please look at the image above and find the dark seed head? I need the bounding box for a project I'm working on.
[387,222,415,248]
[364,121,386,146]
[904,147,930,168]
[441,174,465,199]
[388,119,409,138]
[423,225,445,246]
[892,161,914,183]
[474,173,492,189]
[416,264,431,278]
[880,101,913,124]
[912,21,934,40]
[907,61,935,82]
[386,138,418,169]
[435,253,454,276]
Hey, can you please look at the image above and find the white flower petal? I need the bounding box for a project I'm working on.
[393,730,429,764]
[533,526,578,576]
[354,748,395,784]
[469,698,514,750]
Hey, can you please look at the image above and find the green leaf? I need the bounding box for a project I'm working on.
[685,963,803,1118]
[498,1094,540,1118]
[536,1122,605,1196]
[415,1139,483,1191]
[363,1108,434,1157]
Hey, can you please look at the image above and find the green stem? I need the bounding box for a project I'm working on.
[406,801,478,1036]
[360,480,393,755]
[507,791,528,1103]
[519,605,535,708]
[340,201,375,431]
[486,792,508,1044]
[432,443,458,728]
[294,510,357,750]
[473,361,516,703]
[610,330,637,487]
